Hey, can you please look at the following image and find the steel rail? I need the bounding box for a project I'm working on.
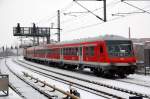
[14,59,122,99]
[23,72,80,99]
[14,59,126,99]
[16,59,150,98]
[5,61,55,99]
[9,83,26,99]
[15,59,148,99]
[23,67,114,99]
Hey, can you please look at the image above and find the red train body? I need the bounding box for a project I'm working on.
[24,35,136,78]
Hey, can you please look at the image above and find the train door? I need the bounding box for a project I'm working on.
[60,48,63,61]
[79,47,83,63]
[99,43,105,62]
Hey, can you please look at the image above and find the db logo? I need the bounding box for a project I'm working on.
[120,58,124,60]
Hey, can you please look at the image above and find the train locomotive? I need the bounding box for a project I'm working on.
[24,35,136,78]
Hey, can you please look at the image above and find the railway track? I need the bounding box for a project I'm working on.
[117,78,150,89]
[4,58,83,99]
[13,58,150,99]
[4,61,54,99]
[23,58,150,90]
[13,59,125,99]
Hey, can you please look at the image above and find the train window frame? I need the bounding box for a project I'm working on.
[75,47,78,56]
[63,48,65,55]
[85,47,89,56]
[89,46,94,56]
[85,46,95,56]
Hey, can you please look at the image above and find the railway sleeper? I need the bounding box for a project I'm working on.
[17,60,150,98]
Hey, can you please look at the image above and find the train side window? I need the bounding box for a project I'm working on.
[89,46,94,56]
[60,48,62,55]
[85,46,94,56]
[57,49,59,54]
[64,48,67,55]
[85,47,89,56]
[69,48,71,55]
[100,46,103,53]
[71,48,73,55]
[63,48,65,55]
[49,49,52,54]
[73,48,77,55]
[71,48,74,55]
[66,48,69,55]
[66,48,68,55]
[76,48,78,55]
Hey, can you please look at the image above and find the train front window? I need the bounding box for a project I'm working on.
[106,40,133,57]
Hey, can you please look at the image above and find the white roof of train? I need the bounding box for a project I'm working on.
[28,35,129,49]
[55,35,129,45]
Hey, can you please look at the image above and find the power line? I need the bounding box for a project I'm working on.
[62,5,149,33]
[61,0,121,24]
[36,0,150,34]
[63,16,124,33]
[123,1,150,15]
[36,1,74,25]
[74,1,104,21]
[122,0,150,1]
[60,1,74,13]
[36,13,57,25]
[112,10,150,16]
[37,0,121,25]
[112,4,150,16]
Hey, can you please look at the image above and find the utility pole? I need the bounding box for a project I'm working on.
[47,28,50,44]
[103,0,106,22]
[20,36,23,48]
[57,10,61,42]
[128,27,131,39]
[33,23,36,46]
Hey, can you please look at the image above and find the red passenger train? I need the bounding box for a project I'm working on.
[24,35,136,78]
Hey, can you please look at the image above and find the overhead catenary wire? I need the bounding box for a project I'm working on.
[61,0,121,24]
[59,1,74,13]
[112,4,150,16]
[36,0,121,25]
[122,1,150,15]
[74,1,104,21]
[122,0,150,1]
[35,0,150,35]
[36,14,57,25]
[36,1,74,25]
[63,5,150,33]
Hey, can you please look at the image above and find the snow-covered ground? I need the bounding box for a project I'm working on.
[118,74,150,88]
[2,56,150,99]
[14,57,150,98]
[19,57,150,97]
[0,88,21,99]
[128,74,150,82]
[0,59,48,99]
[1,57,106,99]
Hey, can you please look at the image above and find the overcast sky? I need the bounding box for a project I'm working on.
[0,0,150,47]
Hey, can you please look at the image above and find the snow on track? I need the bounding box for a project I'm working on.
[0,59,48,99]
[18,57,150,98]
[7,57,106,99]
[14,58,145,98]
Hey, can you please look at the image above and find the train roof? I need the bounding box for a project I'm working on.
[27,35,129,49]
[54,35,129,45]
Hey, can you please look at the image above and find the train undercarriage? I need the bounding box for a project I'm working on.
[24,57,136,78]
